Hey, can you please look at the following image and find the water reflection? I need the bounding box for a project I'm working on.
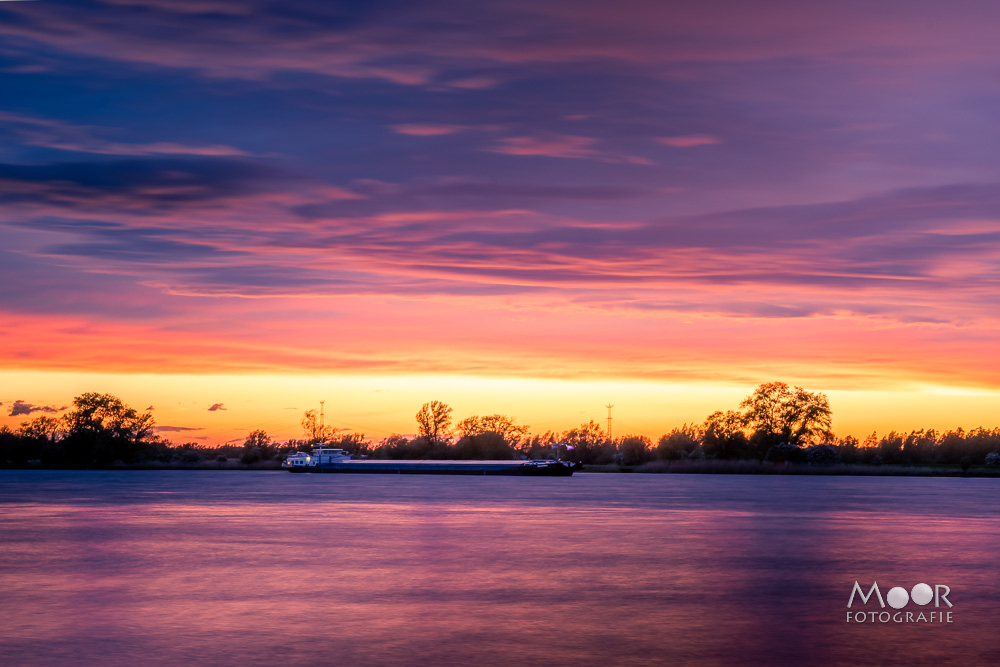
[1,472,998,665]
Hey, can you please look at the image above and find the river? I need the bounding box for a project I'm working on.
[1,471,997,665]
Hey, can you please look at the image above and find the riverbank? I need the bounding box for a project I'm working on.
[6,458,282,471]
[585,459,1000,476]
[6,458,1000,476]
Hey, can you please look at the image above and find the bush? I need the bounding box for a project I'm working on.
[985,452,1000,466]
[805,444,841,465]
[180,450,203,464]
[764,443,806,464]
[240,447,262,465]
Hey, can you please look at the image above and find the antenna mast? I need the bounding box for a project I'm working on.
[605,403,614,440]
[320,400,325,432]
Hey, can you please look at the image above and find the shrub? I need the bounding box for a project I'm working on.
[764,442,806,464]
[180,450,203,464]
[805,444,841,465]
[240,446,262,465]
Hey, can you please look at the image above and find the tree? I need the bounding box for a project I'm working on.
[415,401,453,447]
[562,420,613,464]
[456,414,528,445]
[656,424,701,460]
[242,429,276,463]
[618,434,653,466]
[453,431,516,460]
[328,432,372,457]
[18,416,63,442]
[702,410,750,459]
[62,392,156,463]
[301,409,334,443]
[739,382,832,449]
[520,430,558,459]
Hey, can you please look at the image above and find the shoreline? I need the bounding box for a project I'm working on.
[4,460,1000,477]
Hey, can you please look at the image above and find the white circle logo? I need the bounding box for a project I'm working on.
[911,583,933,605]
[887,587,909,609]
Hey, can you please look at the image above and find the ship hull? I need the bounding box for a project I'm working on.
[285,460,574,476]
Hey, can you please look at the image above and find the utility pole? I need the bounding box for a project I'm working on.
[605,403,614,440]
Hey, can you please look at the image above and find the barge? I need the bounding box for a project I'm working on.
[283,446,575,476]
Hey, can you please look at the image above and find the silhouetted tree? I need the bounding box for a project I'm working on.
[301,410,335,443]
[61,392,156,464]
[456,414,528,445]
[656,425,701,460]
[562,420,613,464]
[453,431,516,460]
[740,382,832,451]
[374,434,409,458]
[1,425,32,467]
[241,429,275,463]
[18,416,63,442]
[519,430,558,459]
[618,434,653,466]
[327,432,372,457]
[416,401,453,447]
[702,411,750,459]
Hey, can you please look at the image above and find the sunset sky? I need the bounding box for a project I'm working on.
[2,0,1000,444]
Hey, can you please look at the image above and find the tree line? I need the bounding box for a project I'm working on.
[3,383,1000,469]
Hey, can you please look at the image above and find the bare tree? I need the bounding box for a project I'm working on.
[301,409,334,442]
[416,401,453,446]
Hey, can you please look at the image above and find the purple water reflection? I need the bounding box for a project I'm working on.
[1,471,998,665]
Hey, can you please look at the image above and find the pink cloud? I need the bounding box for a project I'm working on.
[391,124,466,136]
[445,77,499,90]
[657,135,721,148]
[1,112,249,156]
[489,134,653,164]
[488,135,601,159]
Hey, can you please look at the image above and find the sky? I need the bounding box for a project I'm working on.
[2,0,1000,444]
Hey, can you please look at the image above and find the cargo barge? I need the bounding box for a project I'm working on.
[283,446,575,476]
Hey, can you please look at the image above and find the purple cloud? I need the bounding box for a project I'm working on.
[9,400,65,417]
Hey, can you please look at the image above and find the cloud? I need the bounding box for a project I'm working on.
[9,400,65,417]
[487,134,653,164]
[418,181,649,201]
[0,157,283,210]
[444,77,499,90]
[146,405,155,410]
[207,403,226,411]
[4,0,1000,89]
[391,124,466,136]
[488,134,600,159]
[43,141,250,157]
[0,112,249,157]
[154,425,205,432]
[657,135,721,147]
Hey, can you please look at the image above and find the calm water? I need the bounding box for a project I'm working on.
[1,471,998,666]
